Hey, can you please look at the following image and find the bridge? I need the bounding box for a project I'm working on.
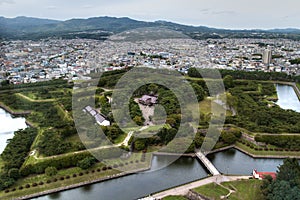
[195,151,220,176]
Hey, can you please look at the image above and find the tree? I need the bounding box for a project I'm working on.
[223,75,234,89]
[45,167,58,177]
[191,83,205,101]
[276,158,300,188]
[133,116,144,126]
[8,168,20,180]
[77,157,97,169]
[187,67,201,78]
[261,158,300,199]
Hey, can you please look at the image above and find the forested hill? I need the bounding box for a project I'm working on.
[1,16,300,40]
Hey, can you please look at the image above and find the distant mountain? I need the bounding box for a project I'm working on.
[267,28,300,33]
[1,16,300,40]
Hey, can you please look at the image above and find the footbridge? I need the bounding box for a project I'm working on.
[195,151,220,176]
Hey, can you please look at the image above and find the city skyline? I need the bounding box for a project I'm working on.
[1,0,300,29]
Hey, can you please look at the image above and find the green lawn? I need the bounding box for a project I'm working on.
[222,179,264,200]
[193,182,229,200]
[193,179,264,200]
[163,195,188,200]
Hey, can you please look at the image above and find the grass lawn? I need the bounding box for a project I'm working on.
[193,182,229,200]
[222,179,264,200]
[195,98,232,117]
[193,179,263,200]
[113,133,127,144]
[163,195,188,200]
[235,142,300,157]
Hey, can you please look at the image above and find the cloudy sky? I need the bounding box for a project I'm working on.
[1,0,300,29]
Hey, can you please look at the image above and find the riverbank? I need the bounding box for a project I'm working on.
[16,166,152,200]
[0,103,31,116]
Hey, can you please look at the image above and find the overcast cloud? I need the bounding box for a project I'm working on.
[0,0,299,29]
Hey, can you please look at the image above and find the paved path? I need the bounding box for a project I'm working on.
[151,175,251,199]
[195,151,220,176]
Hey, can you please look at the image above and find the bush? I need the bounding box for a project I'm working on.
[77,157,97,170]
[79,172,83,176]
[66,175,70,179]
[53,178,58,182]
[39,181,44,185]
[32,183,38,187]
[73,174,77,177]
[97,169,101,172]
[60,177,65,181]
[19,186,23,190]
[5,190,9,193]
[25,184,30,188]
[46,180,52,184]
[45,166,58,177]
[102,166,107,171]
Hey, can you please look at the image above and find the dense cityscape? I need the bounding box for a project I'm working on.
[1,38,300,85]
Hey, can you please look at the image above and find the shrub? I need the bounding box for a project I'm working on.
[45,167,58,177]
[77,157,97,170]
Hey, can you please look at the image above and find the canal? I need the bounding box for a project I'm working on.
[275,84,300,112]
[35,149,285,200]
[0,108,27,153]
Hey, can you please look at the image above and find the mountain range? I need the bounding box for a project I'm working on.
[1,16,300,40]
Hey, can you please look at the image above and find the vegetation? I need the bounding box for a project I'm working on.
[193,182,229,199]
[194,179,264,200]
[261,158,300,200]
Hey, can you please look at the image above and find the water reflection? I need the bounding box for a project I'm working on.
[276,84,300,112]
[0,108,27,153]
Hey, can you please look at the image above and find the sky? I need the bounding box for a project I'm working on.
[1,0,300,29]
